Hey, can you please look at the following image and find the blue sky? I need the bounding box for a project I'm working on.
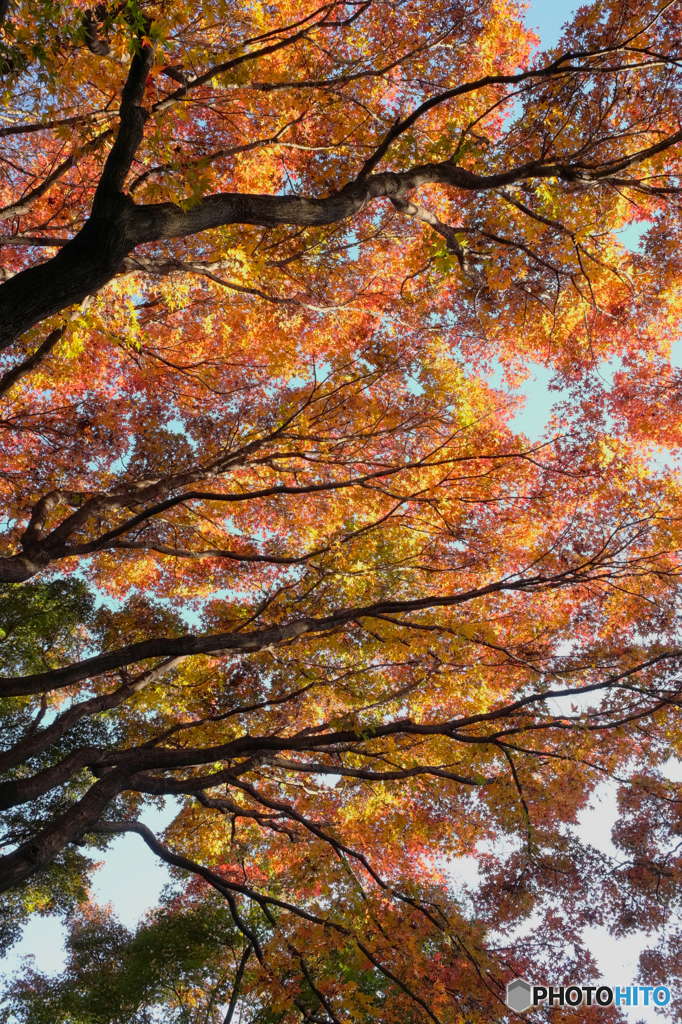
[527,0,576,48]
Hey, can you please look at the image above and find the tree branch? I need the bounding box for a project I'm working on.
[224,942,253,1024]
[0,326,63,399]
[0,569,577,697]
[86,819,342,930]
[4,40,682,351]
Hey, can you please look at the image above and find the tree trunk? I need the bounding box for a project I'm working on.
[0,195,137,350]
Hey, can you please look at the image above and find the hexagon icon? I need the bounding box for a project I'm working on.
[506,978,533,1013]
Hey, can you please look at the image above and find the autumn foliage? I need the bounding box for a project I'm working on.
[4,0,682,1020]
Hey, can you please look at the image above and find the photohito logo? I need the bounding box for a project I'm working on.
[506,979,671,1012]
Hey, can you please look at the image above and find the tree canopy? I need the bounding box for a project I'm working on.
[4,0,682,1020]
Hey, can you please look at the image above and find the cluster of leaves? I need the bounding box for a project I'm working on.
[0,579,93,676]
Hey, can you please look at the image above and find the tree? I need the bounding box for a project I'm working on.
[4,888,260,1023]
[3,0,682,1020]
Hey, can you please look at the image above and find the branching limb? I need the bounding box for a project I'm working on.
[227,776,448,932]
[390,196,470,272]
[264,756,487,785]
[355,940,443,1024]
[0,129,114,224]
[196,791,299,839]
[0,570,567,696]
[86,818,341,934]
[85,819,444,1023]
[294,951,344,1024]
[0,655,185,779]
[0,561,663,697]
[0,326,64,399]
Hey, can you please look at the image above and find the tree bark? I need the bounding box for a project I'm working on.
[0,767,129,892]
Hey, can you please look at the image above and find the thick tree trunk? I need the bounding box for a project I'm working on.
[0,196,138,350]
[0,767,128,893]
[0,550,51,582]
